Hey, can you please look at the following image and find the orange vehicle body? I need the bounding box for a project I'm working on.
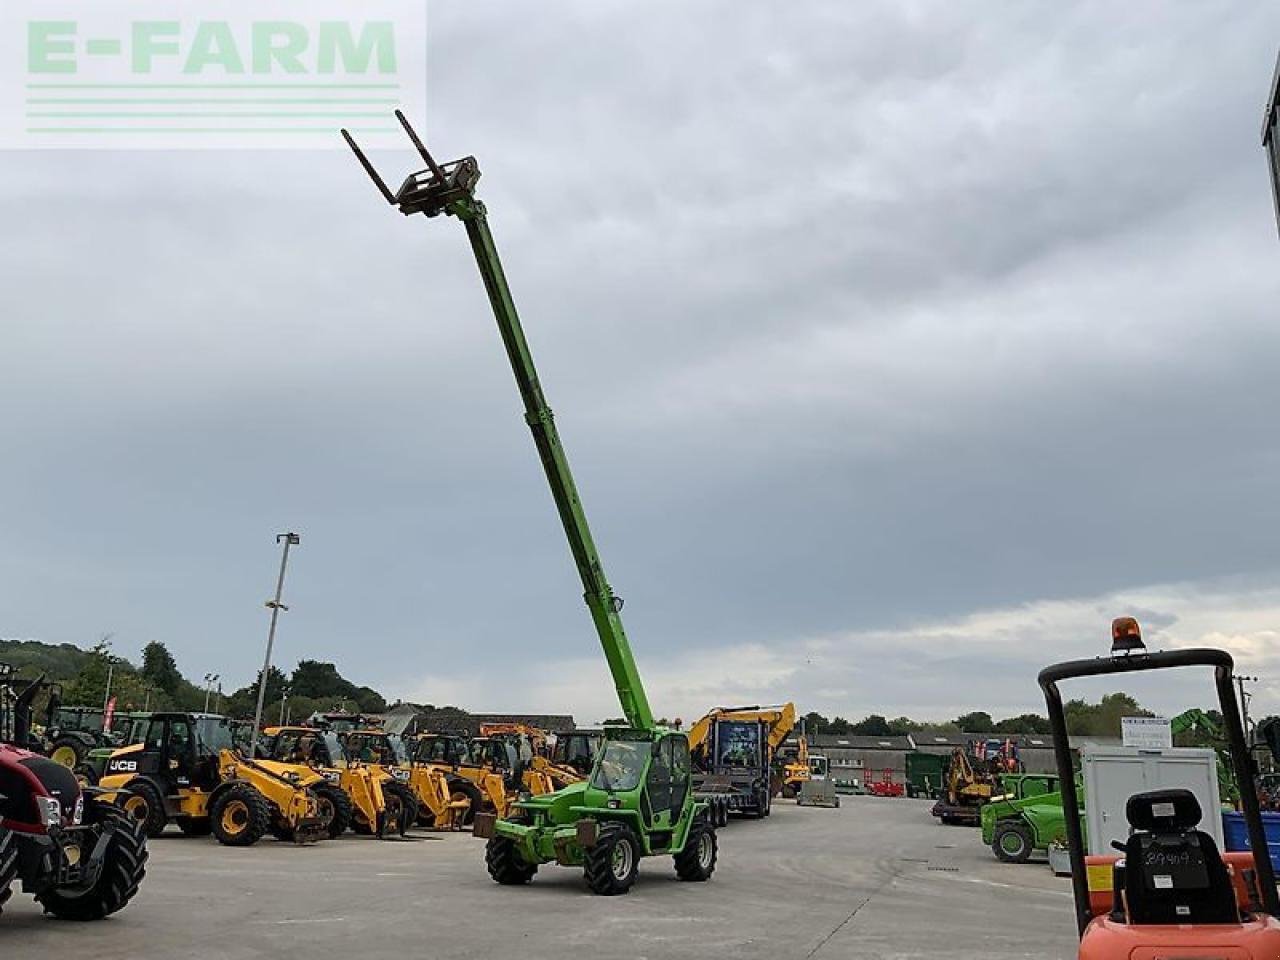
[1080,852,1280,958]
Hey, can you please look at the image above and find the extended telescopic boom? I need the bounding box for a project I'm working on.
[343,114,654,731]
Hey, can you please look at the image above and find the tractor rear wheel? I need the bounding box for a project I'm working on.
[314,783,354,839]
[119,779,168,838]
[485,817,536,885]
[48,735,88,770]
[584,822,640,896]
[210,783,270,847]
[381,781,417,837]
[37,801,148,921]
[992,820,1034,864]
[674,816,717,882]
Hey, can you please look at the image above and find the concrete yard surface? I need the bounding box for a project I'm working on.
[0,796,1079,960]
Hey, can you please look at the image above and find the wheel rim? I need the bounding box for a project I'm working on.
[385,795,403,833]
[316,795,335,828]
[50,745,78,768]
[221,799,250,835]
[697,831,713,869]
[124,795,149,823]
[1001,832,1023,855]
[611,838,633,880]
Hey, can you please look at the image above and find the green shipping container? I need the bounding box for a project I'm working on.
[905,752,947,799]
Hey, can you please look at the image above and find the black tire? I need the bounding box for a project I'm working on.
[583,822,640,896]
[118,779,168,838]
[176,817,212,837]
[75,763,100,788]
[781,783,797,800]
[992,820,1034,864]
[37,801,148,921]
[448,779,482,827]
[0,829,17,914]
[762,788,772,818]
[314,782,354,840]
[485,817,536,885]
[209,783,270,847]
[674,816,717,882]
[381,781,417,837]
[47,735,90,770]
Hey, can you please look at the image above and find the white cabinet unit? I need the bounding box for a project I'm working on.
[1081,746,1222,855]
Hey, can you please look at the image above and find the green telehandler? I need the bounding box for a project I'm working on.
[344,114,718,895]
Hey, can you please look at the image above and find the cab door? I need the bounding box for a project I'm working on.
[668,734,691,820]
[645,737,674,829]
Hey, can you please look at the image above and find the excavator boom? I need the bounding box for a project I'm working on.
[344,115,654,731]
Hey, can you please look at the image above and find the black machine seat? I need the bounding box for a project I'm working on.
[1122,789,1239,925]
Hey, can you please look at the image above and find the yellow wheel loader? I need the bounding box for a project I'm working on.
[97,712,327,846]
[262,725,414,838]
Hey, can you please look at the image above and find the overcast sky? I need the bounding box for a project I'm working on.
[3,2,1280,726]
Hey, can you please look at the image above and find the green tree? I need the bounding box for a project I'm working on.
[953,711,995,732]
[850,714,892,736]
[140,641,182,695]
[994,713,1052,734]
[886,716,923,736]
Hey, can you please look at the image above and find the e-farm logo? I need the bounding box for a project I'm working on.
[0,1,426,149]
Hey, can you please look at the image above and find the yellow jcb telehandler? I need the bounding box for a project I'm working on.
[478,723,586,795]
[407,732,511,824]
[97,712,327,846]
[261,725,414,838]
[332,727,422,834]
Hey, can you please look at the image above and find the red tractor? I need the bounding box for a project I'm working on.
[0,664,148,920]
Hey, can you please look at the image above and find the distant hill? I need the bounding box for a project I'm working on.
[0,638,95,683]
[0,636,389,720]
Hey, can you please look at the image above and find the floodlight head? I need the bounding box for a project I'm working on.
[1110,616,1146,656]
[277,532,301,545]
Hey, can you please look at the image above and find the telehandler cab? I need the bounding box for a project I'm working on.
[97,712,327,846]
[344,115,717,895]
[1041,618,1280,958]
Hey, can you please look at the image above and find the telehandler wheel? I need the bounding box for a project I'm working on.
[176,817,212,837]
[584,822,640,896]
[119,779,168,838]
[449,780,482,827]
[992,820,1034,864]
[37,801,148,921]
[485,817,536,885]
[674,816,717,882]
[381,781,417,837]
[209,783,270,847]
[314,782,354,839]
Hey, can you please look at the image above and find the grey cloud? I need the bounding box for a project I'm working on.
[2,3,1279,718]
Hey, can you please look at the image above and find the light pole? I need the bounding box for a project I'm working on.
[249,532,300,761]
[279,687,290,725]
[202,673,220,712]
[1237,675,1260,744]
